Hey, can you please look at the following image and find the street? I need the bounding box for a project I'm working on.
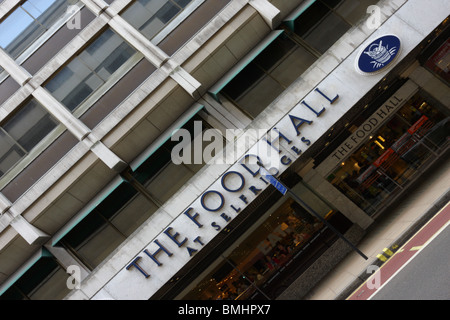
[371,223,449,300]
[347,202,450,300]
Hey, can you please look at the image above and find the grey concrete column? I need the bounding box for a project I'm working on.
[80,0,109,15]
[0,193,11,214]
[0,49,32,85]
[32,88,127,171]
[9,215,50,245]
[108,15,169,68]
[44,245,90,282]
[1,193,49,245]
[86,137,128,172]
[302,169,374,229]
[168,65,203,99]
[249,0,281,29]
[32,87,91,140]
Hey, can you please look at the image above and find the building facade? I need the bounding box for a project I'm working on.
[0,0,448,300]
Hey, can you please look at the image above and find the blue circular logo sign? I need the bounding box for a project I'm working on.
[356,35,401,74]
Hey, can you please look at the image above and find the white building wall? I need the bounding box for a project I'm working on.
[61,0,449,300]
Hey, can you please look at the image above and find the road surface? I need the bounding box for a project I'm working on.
[347,202,450,300]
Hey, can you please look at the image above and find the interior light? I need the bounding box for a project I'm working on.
[374,141,385,149]
[378,136,385,142]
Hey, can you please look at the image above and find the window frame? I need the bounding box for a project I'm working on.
[0,98,61,183]
[53,108,224,270]
[0,1,84,84]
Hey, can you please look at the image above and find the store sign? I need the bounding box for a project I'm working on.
[357,114,433,186]
[316,80,419,177]
[356,35,401,74]
[124,87,340,284]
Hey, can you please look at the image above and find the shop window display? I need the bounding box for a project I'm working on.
[181,192,342,300]
[328,92,449,215]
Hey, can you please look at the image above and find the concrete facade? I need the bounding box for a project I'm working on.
[0,0,448,300]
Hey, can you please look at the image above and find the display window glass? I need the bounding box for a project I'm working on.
[0,0,68,60]
[180,181,348,300]
[121,0,193,42]
[44,28,137,112]
[327,91,449,215]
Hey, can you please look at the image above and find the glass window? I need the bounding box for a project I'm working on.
[293,1,352,55]
[181,185,347,300]
[322,0,379,25]
[221,34,317,119]
[0,99,58,178]
[60,182,144,269]
[327,92,449,215]
[44,28,136,112]
[133,115,214,203]
[0,0,68,60]
[121,0,193,41]
[0,254,70,300]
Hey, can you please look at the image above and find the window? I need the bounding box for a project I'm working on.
[215,0,379,120]
[293,0,379,54]
[58,115,218,270]
[220,33,317,118]
[327,92,449,215]
[0,0,68,61]
[44,28,137,112]
[0,99,58,178]
[181,182,349,300]
[0,253,70,300]
[121,0,193,41]
[60,182,147,269]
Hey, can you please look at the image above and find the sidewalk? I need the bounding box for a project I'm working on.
[305,152,450,300]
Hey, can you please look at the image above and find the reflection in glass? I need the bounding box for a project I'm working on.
[121,0,192,41]
[221,34,317,119]
[44,28,136,112]
[328,92,449,215]
[0,0,67,59]
[0,99,58,178]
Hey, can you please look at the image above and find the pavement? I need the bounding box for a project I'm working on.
[304,150,450,300]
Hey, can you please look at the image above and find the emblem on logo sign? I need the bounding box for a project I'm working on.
[356,35,401,75]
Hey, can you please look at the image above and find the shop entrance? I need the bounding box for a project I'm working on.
[178,180,352,300]
[328,90,449,215]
